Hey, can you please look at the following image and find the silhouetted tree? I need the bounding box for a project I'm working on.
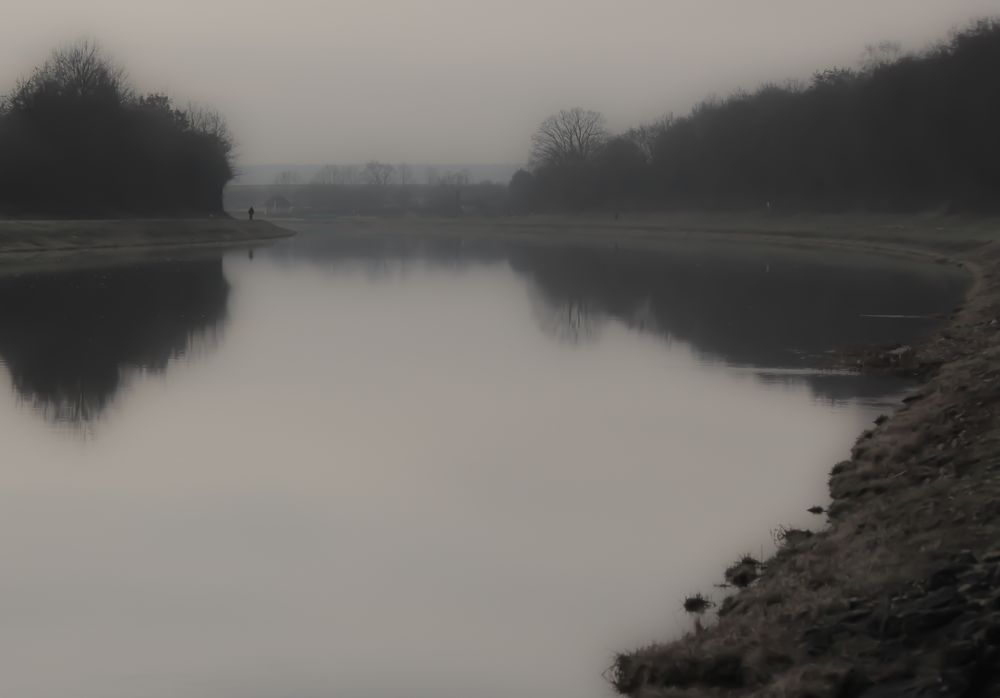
[436,169,471,187]
[312,165,340,185]
[0,39,233,217]
[363,161,395,187]
[508,169,537,213]
[396,162,413,186]
[517,19,1000,214]
[273,170,301,186]
[530,107,609,167]
[625,115,675,163]
[594,137,649,207]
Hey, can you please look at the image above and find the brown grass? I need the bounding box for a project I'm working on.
[611,235,1000,696]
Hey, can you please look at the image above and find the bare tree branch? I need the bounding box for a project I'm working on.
[530,107,609,168]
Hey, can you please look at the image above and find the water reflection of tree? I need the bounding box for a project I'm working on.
[508,243,965,401]
[0,257,229,423]
[266,230,963,401]
[529,289,603,344]
[509,244,962,369]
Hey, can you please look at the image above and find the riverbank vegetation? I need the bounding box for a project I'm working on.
[0,40,234,217]
[513,19,1000,215]
[610,250,1000,693]
[229,20,1000,222]
[0,219,292,261]
[604,232,1000,695]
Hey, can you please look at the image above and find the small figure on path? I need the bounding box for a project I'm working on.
[248,205,255,221]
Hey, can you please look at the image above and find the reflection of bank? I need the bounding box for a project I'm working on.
[508,243,962,363]
[263,228,964,403]
[528,286,604,344]
[505,242,964,402]
[0,256,229,423]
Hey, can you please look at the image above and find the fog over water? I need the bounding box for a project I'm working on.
[2,1,996,165]
[0,1,993,694]
[0,229,966,697]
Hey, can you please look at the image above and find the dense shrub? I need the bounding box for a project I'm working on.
[0,40,233,217]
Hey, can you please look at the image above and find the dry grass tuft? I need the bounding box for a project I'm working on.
[682,593,714,614]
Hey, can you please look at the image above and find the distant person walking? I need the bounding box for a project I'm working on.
[248,205,255,221]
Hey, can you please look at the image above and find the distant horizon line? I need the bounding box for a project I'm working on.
[235,161,526,168]
[231,161,525,185]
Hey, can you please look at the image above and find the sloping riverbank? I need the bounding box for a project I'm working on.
[611,239,1000,696]
[0,218,293,256]
[0,218,293,276]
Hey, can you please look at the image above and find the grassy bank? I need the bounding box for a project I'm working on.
[0,218,293,277]
[283,211,998,257]
[591,222,1000,695]
[0,218,293,256]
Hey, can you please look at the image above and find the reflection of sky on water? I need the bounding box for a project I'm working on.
[265,226,964,400]
[0,227,967,698]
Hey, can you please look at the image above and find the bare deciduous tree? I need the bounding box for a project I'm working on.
[861,41,903,73]
[396,162,413,186]
[185,104,233,151]
[530,107,609,167]
[11,38,130,109]
[339,164,361,185]
[312,164,340,185]
[363,161,394,187]
[625,114,674,163]
[273,170,300,186]
[436,169,471,187]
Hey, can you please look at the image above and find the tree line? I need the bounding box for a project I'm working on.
[0,40,233,217]
[512,19,1000,214]
[226,180,508,217]
[223,163,503,216]
[273,163,476,188]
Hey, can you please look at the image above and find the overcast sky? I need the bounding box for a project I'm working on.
[2,1,997,167]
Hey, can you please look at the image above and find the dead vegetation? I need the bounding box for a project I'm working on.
[724,555,763,589]
[683,593,714,615]
[611,240,1000,697]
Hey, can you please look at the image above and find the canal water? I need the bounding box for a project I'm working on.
[0,224,967,698]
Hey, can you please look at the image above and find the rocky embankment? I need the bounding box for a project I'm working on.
[611,241,1000,697]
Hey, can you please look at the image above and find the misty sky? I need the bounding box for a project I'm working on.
[2,1,997,167]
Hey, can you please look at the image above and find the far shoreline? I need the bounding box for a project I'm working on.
[271,210,997,259]
[0,217,294,276]
[0,217,294,256]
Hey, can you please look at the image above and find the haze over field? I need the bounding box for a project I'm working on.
[1,0,996,168]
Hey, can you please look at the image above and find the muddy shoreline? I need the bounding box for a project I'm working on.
[611,238,1000,696]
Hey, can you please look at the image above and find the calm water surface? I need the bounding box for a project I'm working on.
[0,224,966,698]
